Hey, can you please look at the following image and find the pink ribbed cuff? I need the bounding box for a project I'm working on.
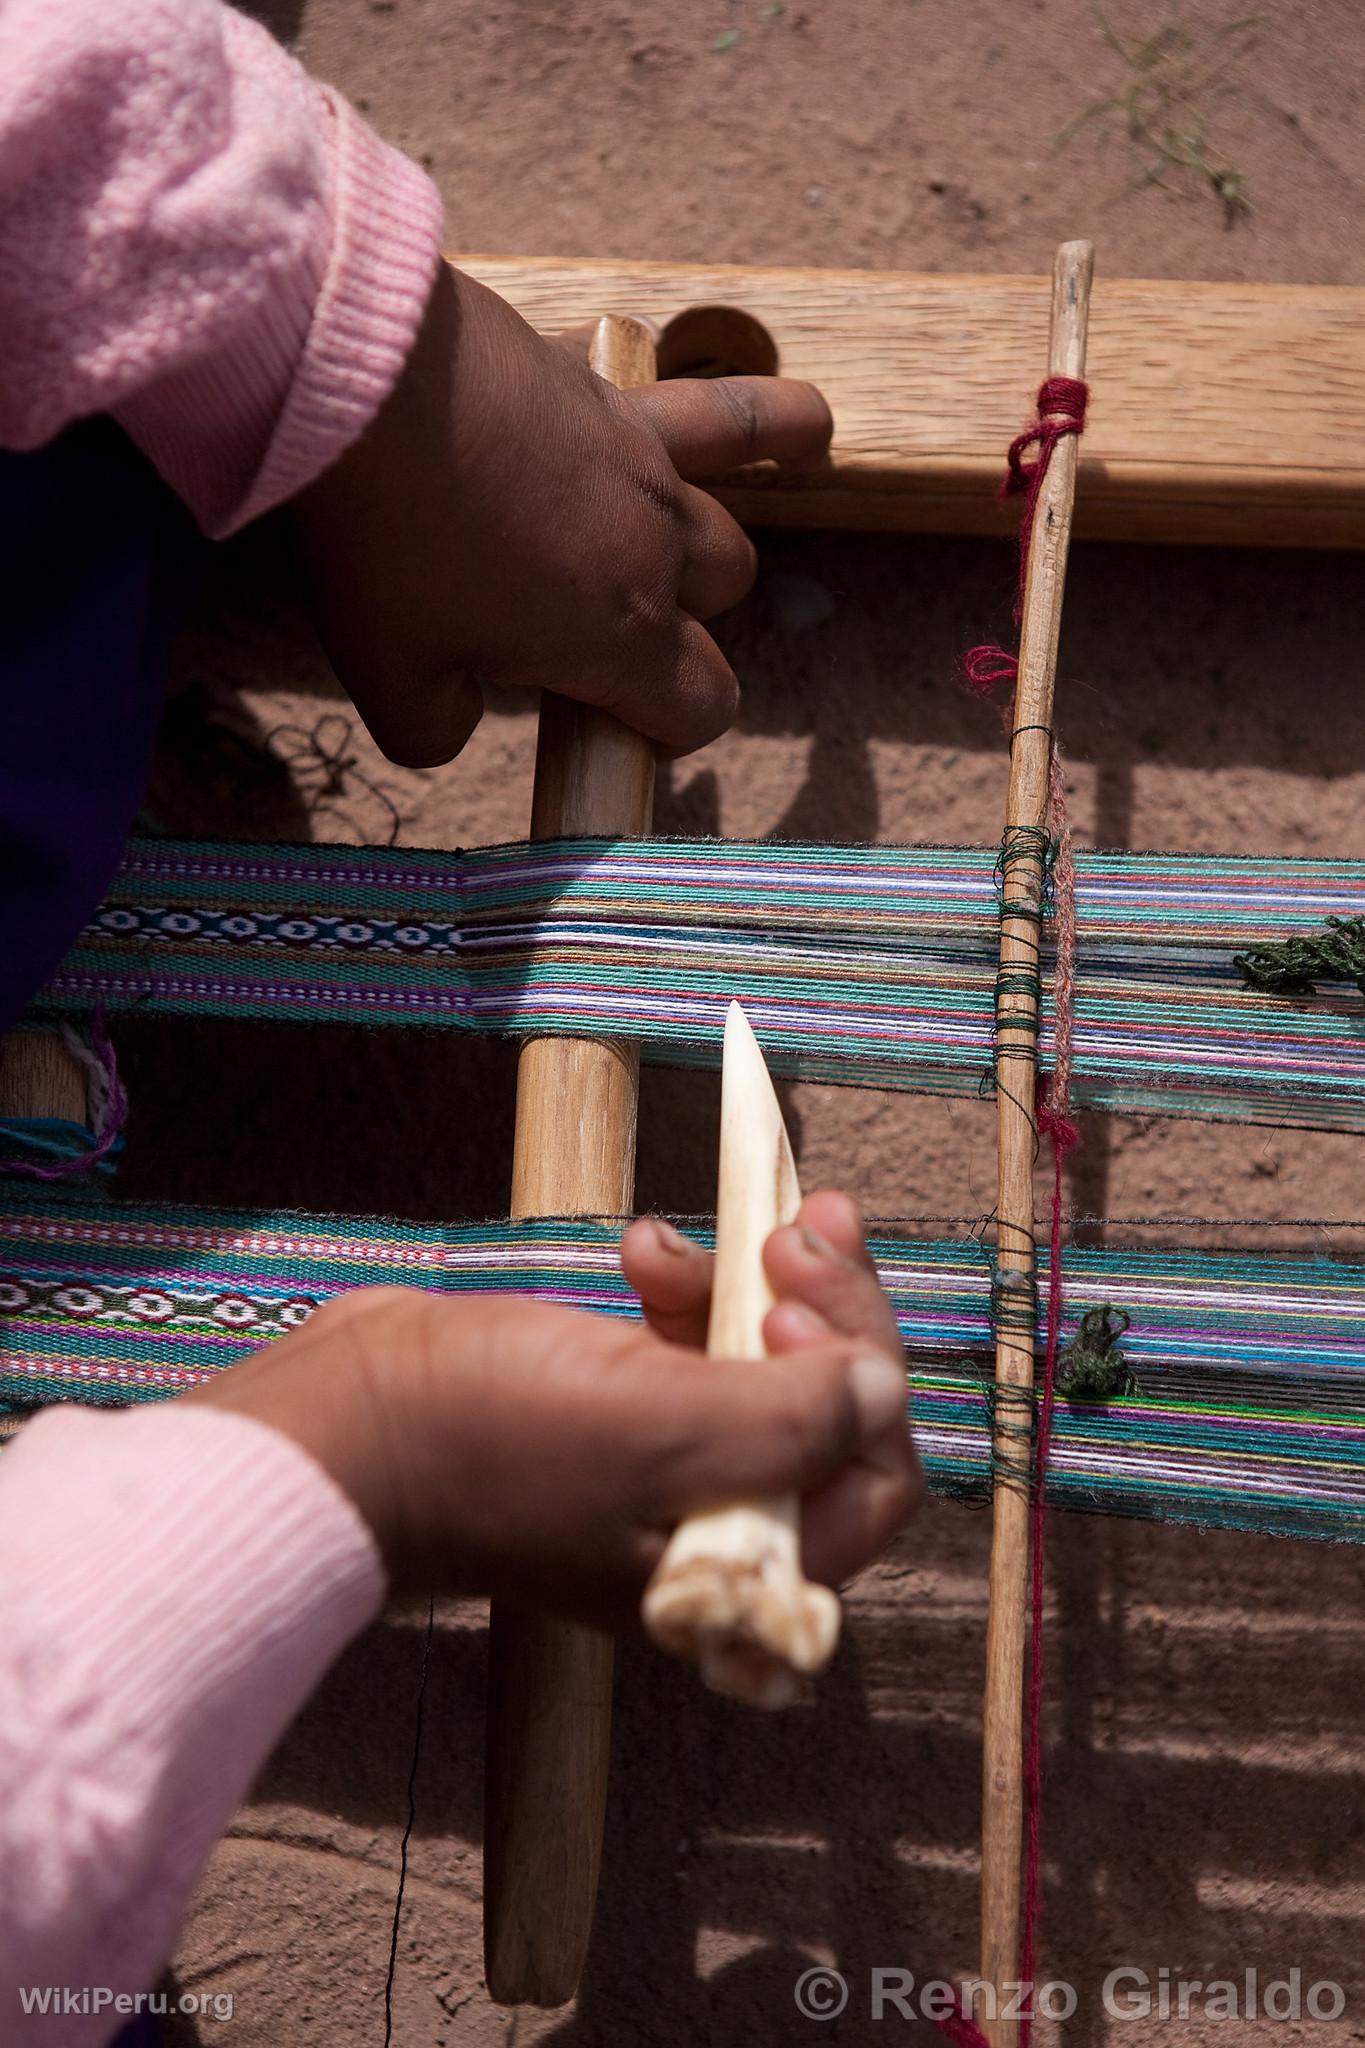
[228,86,444,534]
[117,83,442,537]
[0,1402,385,2044]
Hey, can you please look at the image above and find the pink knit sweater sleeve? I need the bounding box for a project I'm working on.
[0,0,443,536]
[0,1404,386,2046]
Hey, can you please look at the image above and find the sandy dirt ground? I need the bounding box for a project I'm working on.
[127,3,1365,2042]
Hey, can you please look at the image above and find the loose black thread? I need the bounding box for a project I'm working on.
[268,714,405,848]
[384,1596,435,2046]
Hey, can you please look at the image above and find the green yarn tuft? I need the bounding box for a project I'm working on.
[1056,1304,1134,1402]
[1234,916,1365,999]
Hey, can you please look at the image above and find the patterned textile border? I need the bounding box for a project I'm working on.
[3,1198,1363,1545]
[25,836,1365,1131]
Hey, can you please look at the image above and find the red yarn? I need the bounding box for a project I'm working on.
[1035,1092,1080,1155]
[934,1074,1074,2048]
[1013,1080,1079,2048]
[1002,375,1088,619]
[939,2009,992,2047]
[934,1090,1081,2048]
[963,644,1020,697]
[960,376,1087,699]
[1004,376,1089,496]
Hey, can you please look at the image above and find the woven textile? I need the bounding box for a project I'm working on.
[3,1196,1362,1544]
[25,835,1365,1131]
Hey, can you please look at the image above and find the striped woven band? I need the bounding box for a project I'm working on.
[3,1196,1362,1546]
[23,835,1365,1132]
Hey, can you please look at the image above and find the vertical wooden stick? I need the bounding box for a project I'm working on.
[979,241,1093,2045]
[482,314,657,2009]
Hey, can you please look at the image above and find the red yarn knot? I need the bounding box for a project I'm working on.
[963,644,1019,697]
[1035,1074,1080,1157]
[1000,374,1089,622]
[1004,376,1089,498]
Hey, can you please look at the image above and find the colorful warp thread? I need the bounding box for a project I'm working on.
[23,837,1365,1132]
[2,1197,1364,1544]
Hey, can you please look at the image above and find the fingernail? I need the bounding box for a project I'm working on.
[800,1225,850,1266]
[848,1354,908,1437]
[650,1218,692,1256]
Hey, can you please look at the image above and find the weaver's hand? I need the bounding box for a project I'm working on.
[622,1189,919,1587]
[179,1261,913,1627]
[291,262,832,767]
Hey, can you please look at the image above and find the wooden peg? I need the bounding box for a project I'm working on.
[482,314,657,2010]
[643,1000,840,1709]
[0,1030,88,1127]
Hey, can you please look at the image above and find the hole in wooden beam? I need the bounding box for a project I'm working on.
[656,305,780,381]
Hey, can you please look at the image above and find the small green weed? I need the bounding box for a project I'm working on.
[1057,6,1260,224]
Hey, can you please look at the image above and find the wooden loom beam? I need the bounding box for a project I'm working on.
[978,242,1093,2046]
[482,314,657,2009]
[458,253,1365,550]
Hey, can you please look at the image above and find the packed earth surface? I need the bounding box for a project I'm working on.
[140,4,1365,2042]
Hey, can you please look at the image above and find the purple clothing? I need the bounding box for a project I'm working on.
[0,421,204,1034]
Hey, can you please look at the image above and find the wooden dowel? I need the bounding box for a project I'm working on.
[978,240,1093,2047]
[482,313,657,2010]
[0,1030,89,1128]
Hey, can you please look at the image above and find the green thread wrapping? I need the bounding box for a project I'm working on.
[983,830,1057,1490]
[983,828,1057,1487]
[984,1379,1038,1495]
[1234,917,1365,999]
[992,825,1056,1087]
[1055,1305,1136,1402]
[984,1262,1040,1494]
[990,1261,1038,1336]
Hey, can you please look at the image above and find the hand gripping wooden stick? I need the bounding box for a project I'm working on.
[642,1000,841,1709]
[482,314,657,2010]
[978,240,1093,2047]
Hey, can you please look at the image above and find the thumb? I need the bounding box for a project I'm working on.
[640,1340,908,1518]
[341,661,485,769]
